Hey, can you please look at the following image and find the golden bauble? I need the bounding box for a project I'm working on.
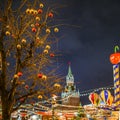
[46,28,51,34]
[39,3,44,8]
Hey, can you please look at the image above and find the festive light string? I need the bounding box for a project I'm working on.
[19,85,115,113]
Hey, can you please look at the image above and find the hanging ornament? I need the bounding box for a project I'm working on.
[37,73,43,78]
[32,27,37,32]
[30,9,34,14]
[50,53,55,57]
[33,10,38,15]
[43,49,48,54]
[5,31,11,36]
[17,72,23,76]
[20,98,24,102]
[38,9,43,14]
[17,44,21,50]
[14,74,19,79]
[35,23,40,27]
[46,28,51,34]
[39,3,44,8]
[54,27,59,33]
[42,75,47,80]
[35,16,40,21]
[38,95,43,99]
[45,45,51,50]
[21,39,26,44]
[48,12,53,18]
[26,8,30,14]
[54,83,61,88]
[110,45,120,64]
[25,85,29,89]
[31,24,35,27]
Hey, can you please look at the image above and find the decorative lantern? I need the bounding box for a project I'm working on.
[48,12,53,18]
[110,45,120,64]
[32,27,37,32]
[38,95,43,99]
[38,73,43,78]
[17,72,23,77]
[38,9,43,14]
[5,31,11,36]
[17,44,21,50]
[39,3,44,8]
[54,27,59,33]
[46,28,51,34]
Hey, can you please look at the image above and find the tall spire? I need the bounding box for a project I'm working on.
[68,62,72,76]
[66,62,74,85]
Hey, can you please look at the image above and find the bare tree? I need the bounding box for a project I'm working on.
[0,0,63,119]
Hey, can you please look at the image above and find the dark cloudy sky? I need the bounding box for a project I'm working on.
[48,0,120,104]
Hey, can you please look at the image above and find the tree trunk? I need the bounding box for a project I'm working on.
[1,92,12,120]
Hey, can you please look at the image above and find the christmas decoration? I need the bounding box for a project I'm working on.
[48,12,53,18]
[54,27,59,33]
[38,9,43,14]
[25,85,29,89]
[43,49,48,54]
[26,8,30,14]
[38,95,43,99]
[45,45,51,50]
[5,31,10,36]
[32,27,37,32]
[50,53,55,57]
[37,73,43,78]
[39,3,44,8]
[17,72,23,76]
[17,44,21,50]
[35,16,40,21]
[42,75,47,80]
[110,45,120,64]
[14,74,19,79]
[46,28,51,34]
[21,39,26,44]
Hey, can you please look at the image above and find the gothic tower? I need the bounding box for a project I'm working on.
[61,63,80,106]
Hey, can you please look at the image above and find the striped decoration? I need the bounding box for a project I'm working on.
[113,64,120,108]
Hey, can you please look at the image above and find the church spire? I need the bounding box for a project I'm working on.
[68,62,72,76]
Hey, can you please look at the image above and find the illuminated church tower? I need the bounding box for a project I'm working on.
[61,63,80,106]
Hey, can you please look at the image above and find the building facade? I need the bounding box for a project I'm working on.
[61,63,80,106]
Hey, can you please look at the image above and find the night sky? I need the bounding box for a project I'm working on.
[49,0,120,104]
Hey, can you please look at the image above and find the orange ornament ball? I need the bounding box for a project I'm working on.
[48,12,53,18]
[32,27,37,32]
[38,9,43,14]
[38,73,43,78]
[17,72,23,76]
[50,53,55,57]
[25,85,29,89]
